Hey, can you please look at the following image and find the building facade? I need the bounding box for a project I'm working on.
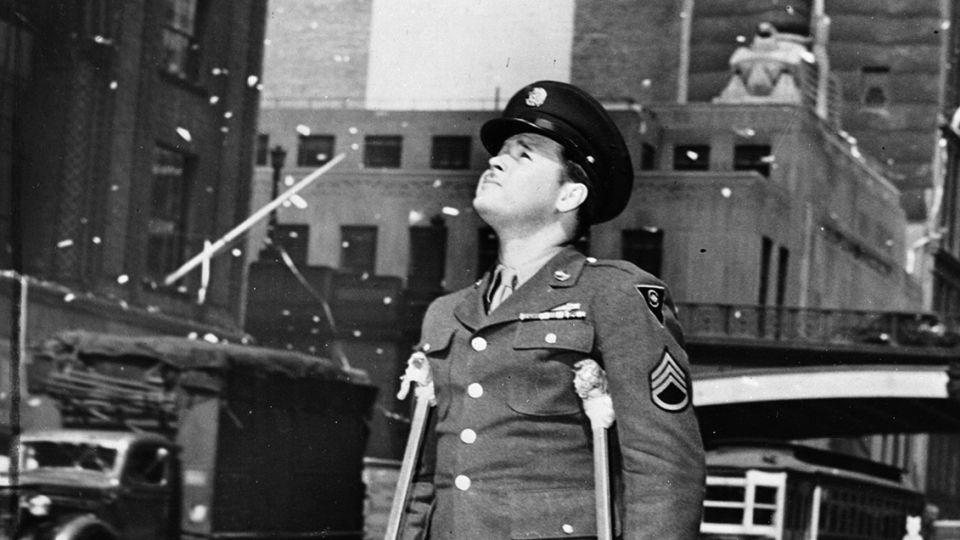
[1,1,268,391]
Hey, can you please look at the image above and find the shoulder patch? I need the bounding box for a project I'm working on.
[635,284,664,324]
[649,349,690,412]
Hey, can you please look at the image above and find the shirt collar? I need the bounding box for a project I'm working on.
[497,244,566,288]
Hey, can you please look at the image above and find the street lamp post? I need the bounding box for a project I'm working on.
[260,145,287,261]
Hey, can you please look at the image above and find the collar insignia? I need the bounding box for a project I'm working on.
[525,87,547,107]
[553,269,571,282]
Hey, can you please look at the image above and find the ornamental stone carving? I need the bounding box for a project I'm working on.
[714,22,812,104]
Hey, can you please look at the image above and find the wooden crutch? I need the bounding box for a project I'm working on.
[573,359,615,540]
[384,351,435,540]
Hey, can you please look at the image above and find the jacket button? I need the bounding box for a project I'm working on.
[470,337,487,351]
[460,429,477,444]
[562,523,574,534]
[467,383,484,398]
[454,475,471,491]
[544,333,557,344]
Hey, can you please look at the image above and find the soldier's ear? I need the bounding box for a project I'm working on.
[556,182,588,214]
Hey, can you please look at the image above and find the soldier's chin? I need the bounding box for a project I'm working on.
[472,196,500,222]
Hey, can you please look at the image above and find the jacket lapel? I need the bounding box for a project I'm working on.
[465,247,587,330]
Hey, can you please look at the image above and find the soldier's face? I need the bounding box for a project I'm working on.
[474,133,566,230]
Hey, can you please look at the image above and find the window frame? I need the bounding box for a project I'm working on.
[159,0,204,81]
[297,134,335,167]
[363,135,403,169]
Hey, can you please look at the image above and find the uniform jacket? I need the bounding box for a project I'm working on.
[402,246,705,539]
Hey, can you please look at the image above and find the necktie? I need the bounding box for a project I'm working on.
[486,266,518,313]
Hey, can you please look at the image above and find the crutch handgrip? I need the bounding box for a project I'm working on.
[573,359,615,540]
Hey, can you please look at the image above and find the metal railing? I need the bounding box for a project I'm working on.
[677,303,960,350]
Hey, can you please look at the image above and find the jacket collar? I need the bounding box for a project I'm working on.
[453,246,587,331]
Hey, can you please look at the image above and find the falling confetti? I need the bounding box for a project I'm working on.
[341,241,350,248]
[352,329,362,338]
[734,127,756,137]
[736,35,746,43]
[187,332,199,339]
[284,174,295,186]
[296,124,311,136]
[147,305,160,313]
[231,248,243,257]
[92,35,112,45]
[348,127,359,135]
[110,185,119,191]
[641,79,652,88]
[310,21,319,29]
[316,153,328,161]
[203,333,219,343]
[350,143,359,151]
[264,38,272,46]
[785,5,795,15]
[721,187,733,198]
[408,210,424,224]
[176,127,192,142]
[312,315,321,323]
[116,274,129,284]
[760,155,776,163]
[92,236,101,244]
[209,95,220,105]
[63,293,76,302]
[686,150,699,161]
[383,296,393,305]
[57,239,74,248]
[282,309,291,316]
[224,111,233,119]
[109,81,118,90]
[220,127,229,133]
[432,179,443,188]
[442,207,460,216]
[247,75,259,87]
[290,194,308,209]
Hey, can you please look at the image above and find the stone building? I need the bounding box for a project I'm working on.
[1,1,268,375]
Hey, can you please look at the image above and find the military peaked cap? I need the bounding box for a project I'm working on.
[480,81,634,224]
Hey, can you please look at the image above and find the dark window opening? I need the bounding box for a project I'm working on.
[431,136,471,169]
[734,144,772,177]
[364,135,402,168]
[477,227,498,279]
[673,144,710,171]
[622,228,664,277]
[409,220,447,291]
[255,133,269,166]
[147,145,192,280]
[861,66,890,108]
[297,135,334,167]
[161,0,203,80]
[641,143,657,171]
[340,225,377,274]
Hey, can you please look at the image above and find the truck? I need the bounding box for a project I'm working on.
[2,330,377,540]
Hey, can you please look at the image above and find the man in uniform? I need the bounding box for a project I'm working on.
[401,81,705,539]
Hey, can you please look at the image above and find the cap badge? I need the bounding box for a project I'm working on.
[525,87,547,107]
[553,269,570,281]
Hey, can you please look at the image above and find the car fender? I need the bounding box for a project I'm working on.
[50,514,118,540]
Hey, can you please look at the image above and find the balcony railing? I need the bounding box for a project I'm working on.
[677,303,960,350]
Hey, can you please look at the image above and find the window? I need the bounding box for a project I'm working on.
[861,66,890,107]
[477,227,498,278]
[147,146,192,280]
[161,0,202,80]
[641,143,657,171]
[364,136,402,168]
[255,133,269,166]
[408,220,447,290]
[622,228,664,277]
[271,224,309,266]
[431,136,471,169]
[673,144,709,171]
[734,145,772,177]
[297,135,334,167]
[340,225,377,274]
[124,445,170,485]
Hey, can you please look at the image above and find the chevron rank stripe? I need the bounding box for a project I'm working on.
[649,349,690,412]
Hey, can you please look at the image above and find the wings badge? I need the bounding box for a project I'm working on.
[649,349,690,412]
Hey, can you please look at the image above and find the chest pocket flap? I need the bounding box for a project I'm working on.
[513,319,594,353]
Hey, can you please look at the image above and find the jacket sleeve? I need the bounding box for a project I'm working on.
[593,273,706,539]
